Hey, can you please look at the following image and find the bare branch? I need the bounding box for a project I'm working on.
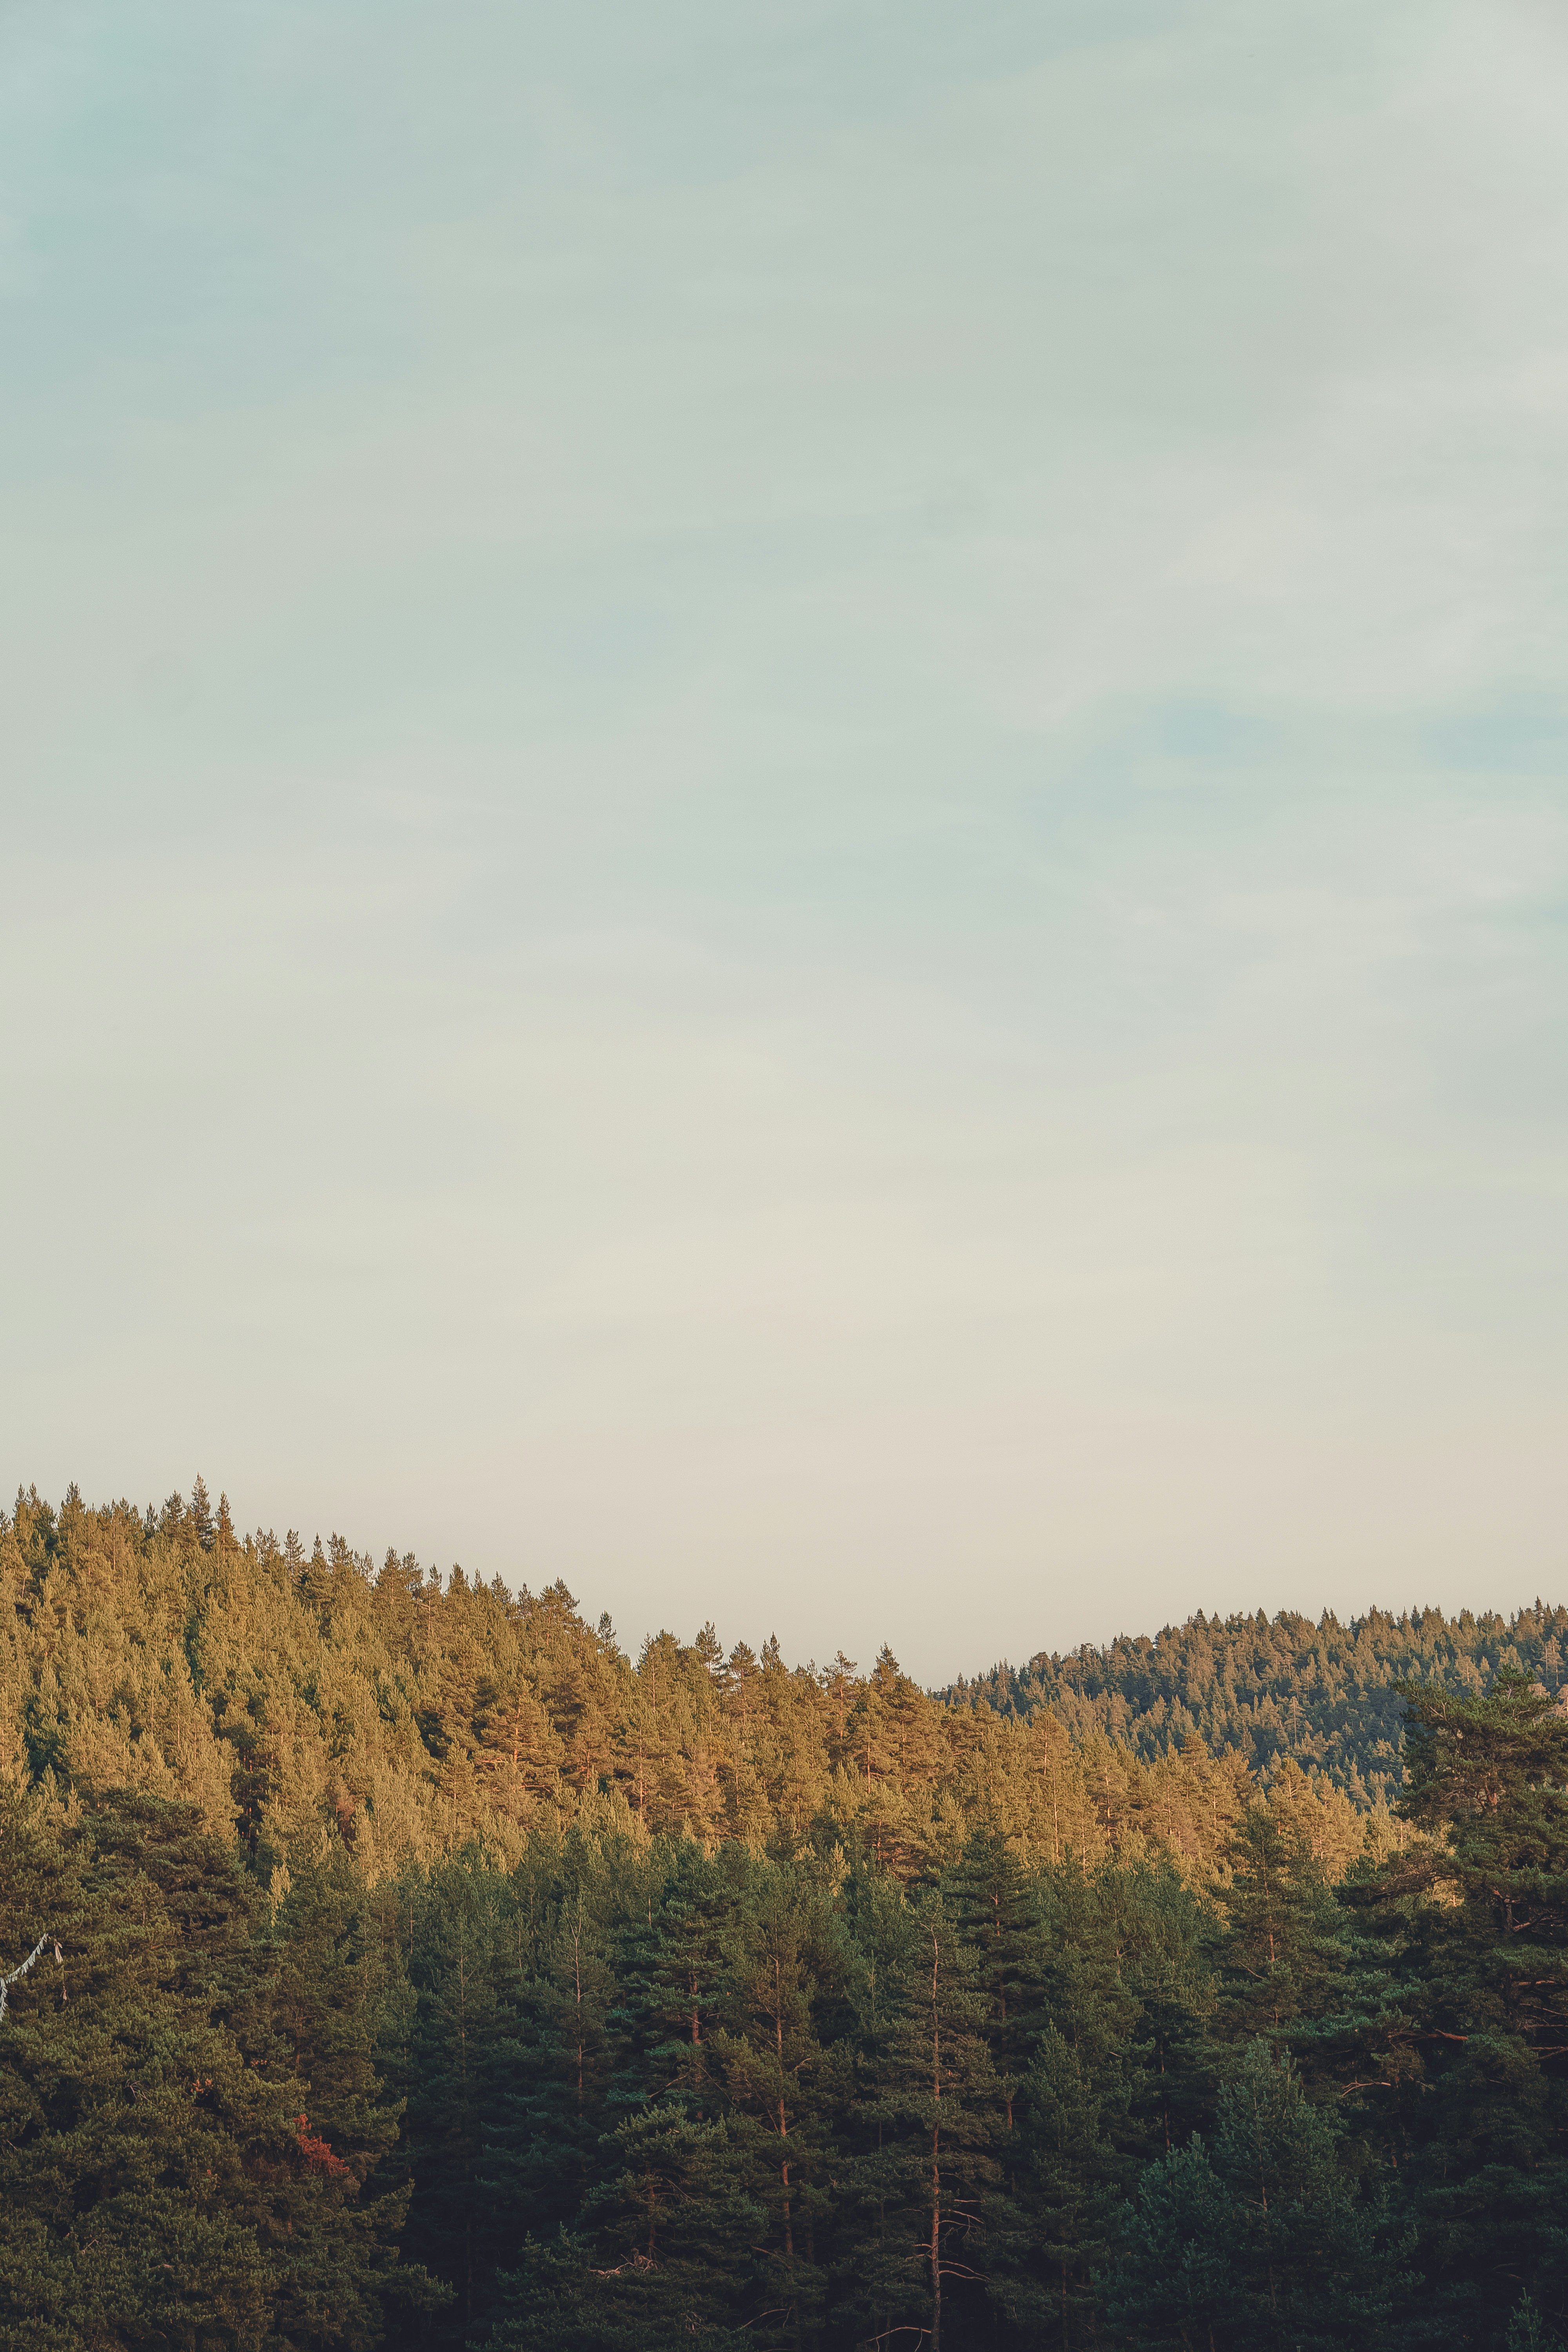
[0,1935,59,2027]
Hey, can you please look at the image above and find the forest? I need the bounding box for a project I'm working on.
[2,1481,1566,2350]
[946,1599,1568,1806]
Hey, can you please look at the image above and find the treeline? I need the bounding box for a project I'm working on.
[1,1482,1388,1887]
[2,1483,1567,2350]
[949,1600,1568,1804]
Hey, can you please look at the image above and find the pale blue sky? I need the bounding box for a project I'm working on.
[3,0,1565,1681]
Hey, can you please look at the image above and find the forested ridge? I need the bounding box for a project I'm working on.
[948,1602,1568,1806]
[3,1481,1566,2351]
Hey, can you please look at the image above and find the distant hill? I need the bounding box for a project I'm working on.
[10,1480,1565,1836]
[942,1602,1568,1804]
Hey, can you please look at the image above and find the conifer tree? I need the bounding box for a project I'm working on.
[486,2111,771,2352]
[989,1859,1189,2347]
[1215,1804,1349,2049]
[708,1860,848,2340]
[260,1853,428,2349]
[1108,2041,1407,2350]
[1351,1673,1568,2343]
[0,1787,426,2351]
[389,1857,524,2347]
[483,1827,630,2239]
[944,1828,1043,2114]
[842,1889,1002,2352]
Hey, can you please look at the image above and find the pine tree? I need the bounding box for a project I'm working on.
[260,1852,432,2349]
[989,1859,1193,2348]
[486,2111,769,2351]
[1215,1803,1348,2046]
[1108,2040,1408,2350]
[612,1844,737,2122]
[0,1786,427,2351]
[483,1827,630,2241]
[390,1857,523,2348]
[1356,1673,1568,2344]
[708,1860,848,2342]
[0,1786,274,2350]
[841,1889,1003,2352]
[943,1828,1043,2116]
[1007,2021,1131,2347]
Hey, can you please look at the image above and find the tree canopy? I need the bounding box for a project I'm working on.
[2,1480,1565,2351]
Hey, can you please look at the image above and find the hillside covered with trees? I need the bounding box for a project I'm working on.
[947,1601,1568,1806]
[2,1481,1566,2351]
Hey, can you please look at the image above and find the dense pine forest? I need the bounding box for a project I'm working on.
[947,1602,1568,1806]
[2,1483,1566,2350]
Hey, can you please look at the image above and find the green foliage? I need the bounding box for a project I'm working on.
[842,1892,1003,2351]
[4,1481,1567,2350]
[0,1786,435,2352]
[1214,1803,1350,2047]
[1334,1671,1568,2346]
[1508,2295,1567,2352]
[1108,2042,1409,2350]
[952,1602,1568,1803]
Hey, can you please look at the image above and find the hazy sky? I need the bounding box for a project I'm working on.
[3,0,1566,1682]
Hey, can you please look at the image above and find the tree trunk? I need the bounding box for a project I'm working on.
[930,1929,942,2352]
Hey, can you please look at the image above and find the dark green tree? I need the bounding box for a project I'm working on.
[1108,2039,1408,2350]
[1215,1804,1348,2049]
[985,1860,1205,2349]
[840,1889,1002,2352]
[385,1856,521,2348]
[708,1861,849,2342]
[0,1788,423,2352]
[486,2110,768,2350]
[483,1828,630,2239]
[1350,1673,1568,2345]
[944,1828,1043,2124]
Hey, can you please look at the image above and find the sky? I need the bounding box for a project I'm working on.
[2,0,1566,1684]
